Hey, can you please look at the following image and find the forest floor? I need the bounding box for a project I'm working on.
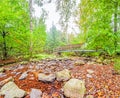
[0,57,120,98]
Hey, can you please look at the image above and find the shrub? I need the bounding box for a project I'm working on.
[114,58,120,74]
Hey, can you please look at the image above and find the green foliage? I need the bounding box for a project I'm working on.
[0,0,47,59]
[32,18,46,53]
[114,58,120,73]
[87,29,116,55]
[32,53,56,60]
[0,0,30,59]
[71,33,86,44]
[79,0,120,55]
[45,24,63,52]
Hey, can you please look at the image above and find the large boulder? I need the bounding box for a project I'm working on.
[30,88,42,98]
[38,73,56,82]
[56,69,71,82]
[63,78,86,98]
[0,81,26,98]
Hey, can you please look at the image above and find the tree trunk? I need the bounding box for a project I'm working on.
[2,31,7,59]
[29,0,33,58]
[114,2,118,51]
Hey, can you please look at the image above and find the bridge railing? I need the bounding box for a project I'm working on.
[54,43,83,52]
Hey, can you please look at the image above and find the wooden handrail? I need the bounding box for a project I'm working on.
[54,43,83,52]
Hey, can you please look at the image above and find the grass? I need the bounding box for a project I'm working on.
[31,53,56,61]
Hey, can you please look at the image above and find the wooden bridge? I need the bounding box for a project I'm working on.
[54,43,100,55]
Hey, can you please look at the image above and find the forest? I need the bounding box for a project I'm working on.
[0,0,120,98]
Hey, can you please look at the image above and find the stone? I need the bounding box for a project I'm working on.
[18,65,24,69]
[0,67,5,73]
[19,72,28,80]
[4,68,11,71]
[0,81,26,98]
[30,88,42,98]
[87,69,94,74]
[63,78,86,98]
[16,72,22,75]
[86,74,92,78]
[96,58,102,63]
[0,77,14,87]
[56,69,71,82]
[0,73,6,78]
[103,59,111,65]
[74,60,85,66]
[38,73,56,82]
[87,61,95,65]
[86,95,94,98]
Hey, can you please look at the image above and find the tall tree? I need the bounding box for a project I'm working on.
[32,17,47,53]
[55,0,77,43]
[114,1,119,50]
[0,0,29,59]
[29,0,33,57]
[78,0,120,54]
[45,24,61,53]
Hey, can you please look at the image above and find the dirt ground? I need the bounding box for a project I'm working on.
[0,57,120,98]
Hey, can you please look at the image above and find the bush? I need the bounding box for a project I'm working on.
[114,58,120,74]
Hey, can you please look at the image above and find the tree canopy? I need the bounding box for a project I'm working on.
[0,0,120,59]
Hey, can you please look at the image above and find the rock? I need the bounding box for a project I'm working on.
[86,74,92,78]
[63,78,86,98]
[38,73,56,82]
[0,81,26,98]
[18,65,24,69]
[0,67,5,73]
[0,76,14,87]
[87,61,95,65]
[74,60,85,66]
[0,73,6,78]
[30,88,42,98]
[87,69,94,74]
[16,72,22,75]
[103,59,111,65]
[19,72,28,80]
[86,95,94,98]
[56,94,64,98]
[96,58,102,63]
[47,62,57,66]
[4,67,11,71]
[56,69,71,82]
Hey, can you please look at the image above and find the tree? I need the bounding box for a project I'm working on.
[28,0,50,57]
[29,0,33,57]
[0,0,30,59]
[45,24,62,53]
[78,0,120,55]
[32,17,47,53]
[55,0,77,43]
